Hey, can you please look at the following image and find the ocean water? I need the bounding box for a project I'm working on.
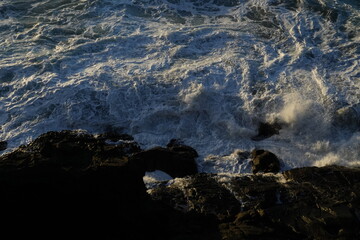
[0,0,359,173]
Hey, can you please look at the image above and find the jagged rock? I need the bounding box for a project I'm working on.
[167,138,199,158]
[228,166,360,239]
[131,142,198,178]
[0,141,6,151]
[0,131,205,239]
[0,130,148,239]
[251,149,281,173]
[252,122,282,141]
[150,173,241,221]
[1,131,359,240]
[150,165,360,240]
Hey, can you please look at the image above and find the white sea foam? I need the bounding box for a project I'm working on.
[143,170,173,188]
[0,0,359,173]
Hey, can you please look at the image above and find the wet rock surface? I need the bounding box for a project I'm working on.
[220,166,360,239]
[251,122,282,141]
[333,105,360,131]
[251,149,281,173]
[150,173,241,221]
[151,166,360,240]
[0,131,359,239]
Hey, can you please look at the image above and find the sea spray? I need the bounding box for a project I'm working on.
[0,0,359,172]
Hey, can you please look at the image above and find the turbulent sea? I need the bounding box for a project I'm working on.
[0,0,359,173]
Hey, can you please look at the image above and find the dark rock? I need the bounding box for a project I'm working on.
[97,132,134,142]
[167,138,184,148]
[252,122,282,141]
[251,149,281,173]
[2,131,360,240]
[0,130,149,239]
[21,130,142,169]
[167,138,198,158]
[131,143,198,178]
[0,131,206,239]
[228,165,360,239]
[150,165,360,240]
[150,173,241,221]
[0,141,6,151]
[333,105,360,131]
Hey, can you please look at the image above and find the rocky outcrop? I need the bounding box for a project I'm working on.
[130,139,198,178]
[150,165,360,240]
[333,105,360,131]
[251,149,281,173]
[0,130,200,239]
[0,130,146,239]
[0,131,359,239]
[251,122,282,141]
[150,173,241,221]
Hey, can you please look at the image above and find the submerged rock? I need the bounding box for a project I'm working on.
[251,149,281,173]
[251,122,282,141]
[333,105,360,131]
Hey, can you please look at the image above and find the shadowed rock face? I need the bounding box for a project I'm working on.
[1,131,359,239]
[150,173,241,221]
[224,167,360,239]
[251,122,282,141]
[150,166,360,240]
[130,146,198,178]
[0,130,200,239]
[251,149,281,173]
[0,130,146,239]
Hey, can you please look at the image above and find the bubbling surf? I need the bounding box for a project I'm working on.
[0,0,359,173]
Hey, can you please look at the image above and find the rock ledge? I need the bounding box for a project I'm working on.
[1,131,359,240]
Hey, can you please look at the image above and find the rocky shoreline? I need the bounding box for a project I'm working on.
[0,130,359,239]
